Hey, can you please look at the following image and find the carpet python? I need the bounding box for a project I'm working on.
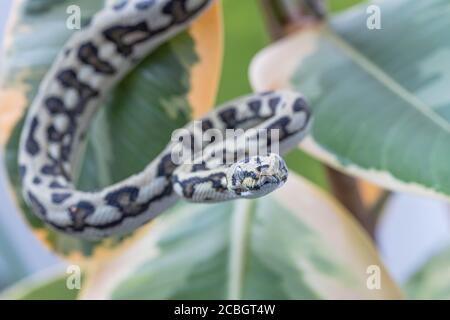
[18,0,312,239]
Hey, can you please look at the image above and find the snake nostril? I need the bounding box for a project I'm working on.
[261,176,275,186]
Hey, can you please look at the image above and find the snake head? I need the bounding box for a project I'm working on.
[227,153,288,199]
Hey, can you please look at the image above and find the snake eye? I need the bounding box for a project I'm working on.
[234,166,244,180]
[230,166,245,188]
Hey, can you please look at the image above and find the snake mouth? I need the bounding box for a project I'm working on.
[259,173,287,188]
[229,170,288,198]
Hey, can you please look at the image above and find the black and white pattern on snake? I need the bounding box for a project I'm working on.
[18,0,313,239]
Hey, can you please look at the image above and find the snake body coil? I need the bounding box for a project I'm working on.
[18,0,312,239]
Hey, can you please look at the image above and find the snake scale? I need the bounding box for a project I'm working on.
[18,0,312,239]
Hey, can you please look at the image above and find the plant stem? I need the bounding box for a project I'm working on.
[228,200,254,300]
[326,167,374,238]
[259,0,284,40]
[258,0,326,40]
[367,190,391,238]
[258,0,383,241]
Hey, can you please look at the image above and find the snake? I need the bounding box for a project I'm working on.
[18,0,312,240]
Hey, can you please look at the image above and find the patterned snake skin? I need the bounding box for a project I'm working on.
[18,0,312,239]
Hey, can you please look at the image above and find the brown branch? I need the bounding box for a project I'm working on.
[326,167,375,239]
[258,0,326,40]
[367,190,391,238]
[258,0,286,40]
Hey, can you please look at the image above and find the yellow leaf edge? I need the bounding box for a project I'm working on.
[0,2,224,264]
[249,25,446,202]
[78,173,403,300]
[273,174,402,299]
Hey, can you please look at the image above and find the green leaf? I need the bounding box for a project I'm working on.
[1,0,219,256]
[404,246,450,299]
[217,0,329,190]
[0,266,83,300]
[80,174,401,300]
[284,149,330,192]
[251,0,450,199]
[326,0,365,12]
[216,0,269,104]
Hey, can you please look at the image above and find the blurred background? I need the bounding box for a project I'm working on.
[0,0,449,295]
[0,0,60,290]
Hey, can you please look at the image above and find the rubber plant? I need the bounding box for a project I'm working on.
[2,0,447,299]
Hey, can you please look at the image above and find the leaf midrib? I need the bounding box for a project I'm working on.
[322,25,450,133]
[227,200,254,300]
